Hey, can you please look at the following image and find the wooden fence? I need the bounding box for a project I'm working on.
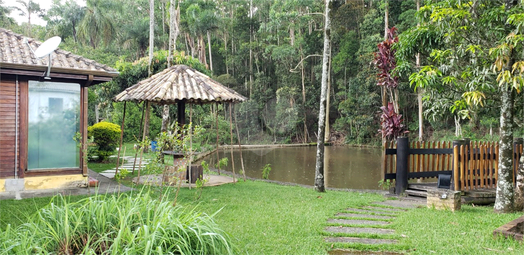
[384,140,453,180]
[383,138,524,192]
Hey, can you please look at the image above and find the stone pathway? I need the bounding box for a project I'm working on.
[100,156,150,179]
[325,198,425,255]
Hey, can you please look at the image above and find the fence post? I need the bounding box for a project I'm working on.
[395,137,409,195]
[452,139,466,191]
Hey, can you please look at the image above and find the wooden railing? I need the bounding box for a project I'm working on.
[384,140,453,180]
[383,138,524,192]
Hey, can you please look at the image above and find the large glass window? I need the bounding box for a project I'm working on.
[28,81,80,170]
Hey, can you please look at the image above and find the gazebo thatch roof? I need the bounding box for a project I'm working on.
[113,65,247,104]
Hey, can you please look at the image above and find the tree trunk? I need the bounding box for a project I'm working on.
[315,0,332,193]
[207,30,213,72]
[144,0,154,148]
[149,0,154,77]
[95,103,100,123]
[300,47,308,143]
[249,0,254,98]
[494,87,514,213]
[416,0,423,141]
[168,0,179,66]
[494,0,517,213]
[324,46,332,143]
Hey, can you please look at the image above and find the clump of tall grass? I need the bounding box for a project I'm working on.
[0,190,233,255]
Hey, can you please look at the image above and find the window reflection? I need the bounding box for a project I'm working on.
[28,81,80,170]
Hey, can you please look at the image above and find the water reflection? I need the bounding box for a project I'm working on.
[203,146,383,190]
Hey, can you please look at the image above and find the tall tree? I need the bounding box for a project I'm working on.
[45,0,85,43]
[162,0,180,134]
[314,0,332,192]
[78,0,116,49]
[492,0,520,213]
[0,0,15,28]
[148,0,154,77]
[415,0,423,141]
[14,0,42,36]
[397,0,524,212]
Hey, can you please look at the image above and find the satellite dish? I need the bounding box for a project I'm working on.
[34,36,61,58]
[32,36,61,79]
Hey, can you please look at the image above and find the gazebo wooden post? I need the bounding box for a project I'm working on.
[215,102,220,175]
[229,103,236,183]
[234,105,246,181]
[132,102,146,174]
[188,104,193,189]
[115,101,127,176]
[177,100,186,126]
[137,101,150,184]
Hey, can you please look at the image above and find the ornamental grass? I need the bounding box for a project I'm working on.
[0,190,233,255]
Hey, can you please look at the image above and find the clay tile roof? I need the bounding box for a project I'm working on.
[0,28,117,76]
[114,65,247,104]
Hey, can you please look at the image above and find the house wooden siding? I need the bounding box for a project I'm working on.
[0,28,117,192]
[0,76,19,178]
[0,74,94,179]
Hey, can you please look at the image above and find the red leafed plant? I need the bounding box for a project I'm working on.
[379,102,408,140]
[373,27,399,89]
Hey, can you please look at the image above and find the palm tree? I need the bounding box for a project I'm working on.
[120,18,149,59]
[45,0,85,43]
[185,3,218,70]
[78,0,116,49]
[14,0,42,36]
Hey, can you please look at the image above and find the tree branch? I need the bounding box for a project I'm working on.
[290,54,322,73]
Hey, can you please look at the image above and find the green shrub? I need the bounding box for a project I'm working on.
[87,122,121,161]
[0,190,234,255]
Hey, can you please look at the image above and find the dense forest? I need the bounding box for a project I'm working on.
[2,0,523,146]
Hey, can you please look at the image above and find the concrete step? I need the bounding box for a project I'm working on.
[405,189,427,198]
[325,226,395,235]
[408,183,436,191]
[325,237,397,245]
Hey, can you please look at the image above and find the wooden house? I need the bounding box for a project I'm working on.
[0,28,118,192]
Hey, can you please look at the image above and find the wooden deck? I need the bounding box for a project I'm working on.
[406,182,495,204]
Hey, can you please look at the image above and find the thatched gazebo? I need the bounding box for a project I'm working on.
[114,64,246,125]
[113,64,247,183]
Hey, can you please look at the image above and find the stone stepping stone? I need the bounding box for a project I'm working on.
[325,237,397,245]
[102,170,116,173]
[335,213,395,220]
[328,249,403,255]
[345,208,398,216]
[100,173,115,178]
[374,200,424,209]
[363,206,406,212]
[325,226,395,235]
[328,219,390,226]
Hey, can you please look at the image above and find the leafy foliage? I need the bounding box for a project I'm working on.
[379,102,408,140]
[87,121,121,161]
[374,27,399,90]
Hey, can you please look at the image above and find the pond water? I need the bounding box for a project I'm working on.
[202,146,383,190]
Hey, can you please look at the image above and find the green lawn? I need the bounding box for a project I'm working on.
[1,180,523,254]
